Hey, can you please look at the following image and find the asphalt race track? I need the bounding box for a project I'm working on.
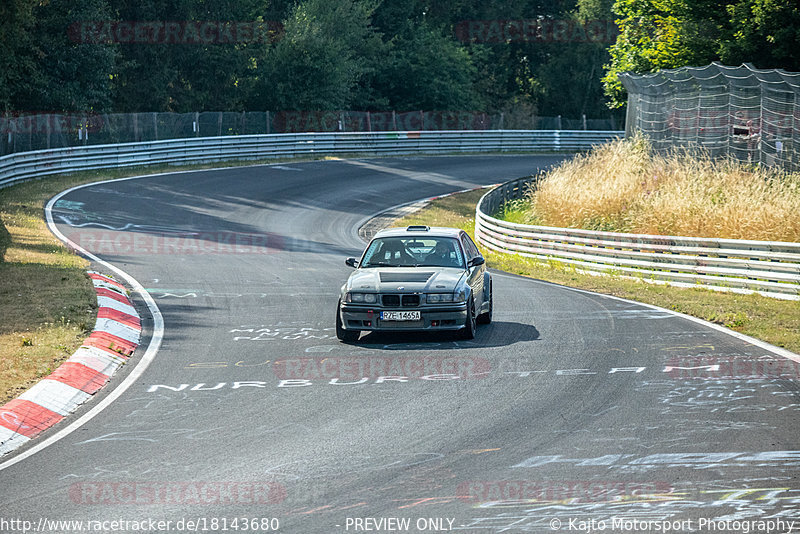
[1,156,799,533]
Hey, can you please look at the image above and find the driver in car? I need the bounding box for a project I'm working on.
[426,240,458,267]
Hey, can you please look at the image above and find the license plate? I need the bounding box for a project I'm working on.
[381,311,421,321]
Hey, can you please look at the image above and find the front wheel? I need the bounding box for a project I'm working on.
[477,280,493,325]
[460,299,477,340]
[335,301,359,342]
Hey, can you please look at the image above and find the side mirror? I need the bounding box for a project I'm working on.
[468,256,485,267]
[345,257,358,268]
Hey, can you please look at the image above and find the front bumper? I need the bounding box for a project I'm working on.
[340,303,467,331]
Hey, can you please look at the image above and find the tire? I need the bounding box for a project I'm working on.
[460,299,477,340]
[336,301,359,342]
[477,280,493,325]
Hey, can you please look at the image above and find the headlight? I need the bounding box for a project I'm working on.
[454,289,467,303]
[347,292,377,303]
[427,293,455,303]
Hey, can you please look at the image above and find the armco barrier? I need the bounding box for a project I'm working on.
[475,176,800,299]
[0,130,621,189]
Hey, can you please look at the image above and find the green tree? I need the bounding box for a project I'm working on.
[0,0,39,111]
[721,0,800,70]
[251,0,384,110]
[602,0,707,108]
[602,0,799,109]
[21,0,118,111]
[112,0,265,112]
[374,22,482,110]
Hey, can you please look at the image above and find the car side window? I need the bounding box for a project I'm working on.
[460,234,478,261]
[465,234,481,259]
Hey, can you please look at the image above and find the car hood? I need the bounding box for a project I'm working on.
[346,267,465,293]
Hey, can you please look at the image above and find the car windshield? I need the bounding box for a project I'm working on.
[361,236,464,268]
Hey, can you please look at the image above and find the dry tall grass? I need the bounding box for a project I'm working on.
[526,135,800,242]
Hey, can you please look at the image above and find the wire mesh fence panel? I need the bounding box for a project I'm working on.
[620,62,800,172]
[271,111,341,133]
[93,114,131,145]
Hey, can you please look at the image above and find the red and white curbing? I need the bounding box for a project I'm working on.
[0,271,141,457]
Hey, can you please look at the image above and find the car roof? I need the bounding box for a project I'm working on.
[372,226,463,239]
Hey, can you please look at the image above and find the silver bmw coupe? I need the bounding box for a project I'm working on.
[336,225,493,342]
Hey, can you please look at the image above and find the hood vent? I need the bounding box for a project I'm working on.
[379,272,434,283]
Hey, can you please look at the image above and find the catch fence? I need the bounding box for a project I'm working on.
[619,62,800,171]
[0,110,620,156]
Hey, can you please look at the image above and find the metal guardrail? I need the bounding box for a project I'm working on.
[475,176,800,299]
[0,130,621,189]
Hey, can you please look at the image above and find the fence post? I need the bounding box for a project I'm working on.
[153,113,158,140]
[557,115,562,130]
[218,112,222,136]
[266,111,271,134]
[366,111,371,132]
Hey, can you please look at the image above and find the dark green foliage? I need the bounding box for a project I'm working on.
[251,0,385,110]
[603,0,800,108]
[0,0,39,111]
[720,0,800,71]
[374,23,482,110]
[15,0,793,119]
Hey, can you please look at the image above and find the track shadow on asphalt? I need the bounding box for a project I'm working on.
[351,321,540,350]
[133,298,220,344]
[52,187,360,259]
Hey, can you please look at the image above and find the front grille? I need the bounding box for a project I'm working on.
[382,295,400,307]
[402,294,420,307]
[381,294,420,307]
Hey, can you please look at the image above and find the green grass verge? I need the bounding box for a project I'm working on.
[395,188,800,354]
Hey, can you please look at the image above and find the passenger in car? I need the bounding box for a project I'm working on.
[380,240,415,265]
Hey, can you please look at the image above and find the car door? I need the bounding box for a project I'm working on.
[460,233,484,309]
